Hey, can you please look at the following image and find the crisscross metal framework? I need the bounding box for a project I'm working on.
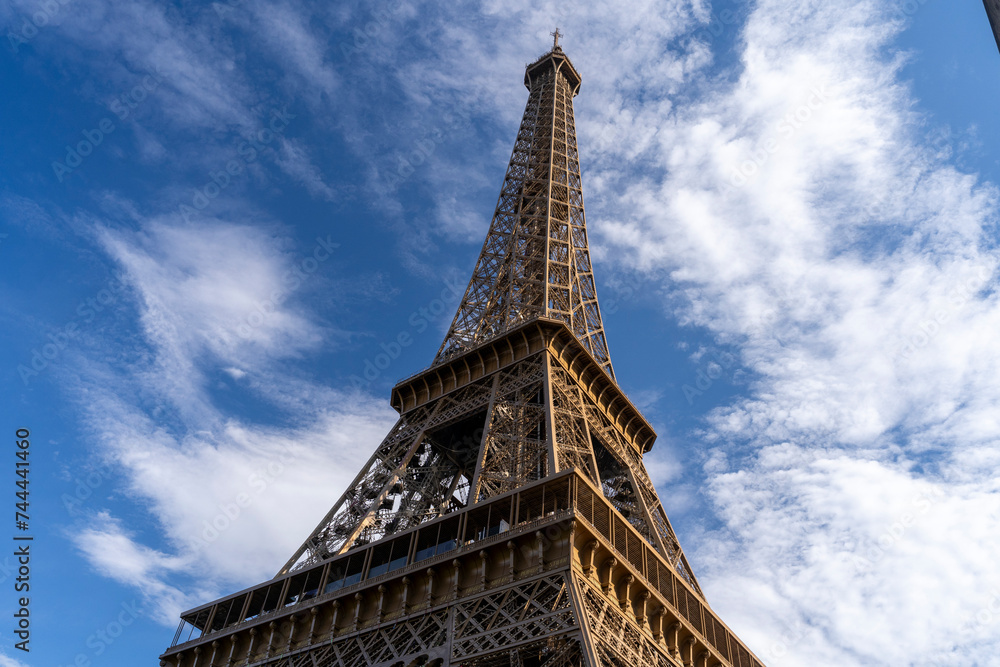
[160,43,768,667]
[435,47,613,379]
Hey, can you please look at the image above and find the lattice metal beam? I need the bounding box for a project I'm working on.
[435,48,614,380]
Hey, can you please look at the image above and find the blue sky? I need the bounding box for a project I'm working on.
[2,1,1000,665]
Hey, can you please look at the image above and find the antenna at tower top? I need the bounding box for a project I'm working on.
[551,27,563,49]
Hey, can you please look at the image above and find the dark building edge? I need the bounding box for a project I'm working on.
[986,0,1000,55]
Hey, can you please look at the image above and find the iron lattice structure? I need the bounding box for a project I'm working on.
[160,42,766,667]
[434,45,613,379]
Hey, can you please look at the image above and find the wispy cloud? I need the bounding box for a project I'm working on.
[243,0,341,103]
[93,216,329,421]
[61,210,394,622]
[1,0,346,199]
[275,138,341,201]
[0,651,31,667]
[72,386,392,623]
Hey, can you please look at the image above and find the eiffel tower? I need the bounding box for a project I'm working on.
[160,35,766,667]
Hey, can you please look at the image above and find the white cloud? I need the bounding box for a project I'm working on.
[275,138,340,201]
[73,388,391,623]
[94,216,330,420]
[0,0,346,196]
[0,652,31,667]
[74,513,193,626]
[64,211,395,623]
[8,0,256,130]
[244,0,341,102]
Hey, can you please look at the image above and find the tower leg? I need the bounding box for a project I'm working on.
[568,572,603,667]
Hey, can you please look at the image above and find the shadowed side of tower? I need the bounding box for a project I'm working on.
[159,41,767,667]
[986,0,1000,55]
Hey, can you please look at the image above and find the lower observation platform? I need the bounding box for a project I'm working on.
[161,469,763,667]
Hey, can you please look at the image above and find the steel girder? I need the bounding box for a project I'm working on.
[183,570,692,667]
[434,49,613,380]
[280,346,701,599]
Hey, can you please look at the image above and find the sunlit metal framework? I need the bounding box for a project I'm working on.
[163,473,765,667]
[160,43,766,667]
[435,46,613,379]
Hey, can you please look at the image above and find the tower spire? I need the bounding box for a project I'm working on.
[551,27,563,49]
[434,46,615,380]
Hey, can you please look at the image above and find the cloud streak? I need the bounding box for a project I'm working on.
[62,212,394,623]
